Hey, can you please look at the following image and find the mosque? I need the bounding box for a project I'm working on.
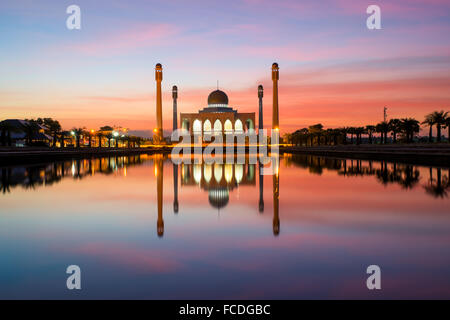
[152,62,280,141]
[179,89,256,136]
[153,62,281,237]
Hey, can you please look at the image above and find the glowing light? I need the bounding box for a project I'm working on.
[214,164,223,183]
[224,164,233,183]
[90,129,95,134]
[113,131,119,137]
[193,164,202,184]
[70,131,75,136]
[235,164,243,183]
[204,164,212,183]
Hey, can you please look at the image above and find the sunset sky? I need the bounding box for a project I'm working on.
[1,0,450,135]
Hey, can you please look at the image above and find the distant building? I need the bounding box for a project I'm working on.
[0,119,52,147]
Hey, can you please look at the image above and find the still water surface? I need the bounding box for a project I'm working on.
[1,154,449,299]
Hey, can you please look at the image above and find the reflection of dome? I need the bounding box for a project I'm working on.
[208,188,229,209]
[208,90,228,106]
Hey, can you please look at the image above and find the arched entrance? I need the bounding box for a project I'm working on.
[203,119,212,134]
[181,119,190,132]
[214,119,222,133]
[235,119,243,133]
[245,119,254,132]
[193,119,202,134]
[224,119,233,133]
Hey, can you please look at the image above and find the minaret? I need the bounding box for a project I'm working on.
[173,164,179,214]
[172,85,178,132]
[258,85,263,132]
[258,160,264,213]
[272,157,280,236]
[156,157,164,237]
[272,63,279,131]
[155,63,163,144]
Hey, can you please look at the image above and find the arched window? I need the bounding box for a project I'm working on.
[181,119,190,132]
[235,164,243,183]
[193,119,202,134]
[204,164,212,183]
[224,119,233,133]
[203,119,212,134]
[245,119,254,132]
[224,164,233,183]
[214,164,223,182]
[193,164,202,184]
[235,119,243,133]
[214,119,222,133]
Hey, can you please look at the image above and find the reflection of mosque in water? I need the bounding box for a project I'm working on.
[2,154,449,238]
[180,163,256,209]
[158,159,281,237]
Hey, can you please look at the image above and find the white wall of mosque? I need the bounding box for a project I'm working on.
[182,163,255,186]
[180,118,255,134]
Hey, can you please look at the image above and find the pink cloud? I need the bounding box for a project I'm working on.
[63,23,180,55]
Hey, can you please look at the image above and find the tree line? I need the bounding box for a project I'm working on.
[284,110,450,146]
[0,118,148,148]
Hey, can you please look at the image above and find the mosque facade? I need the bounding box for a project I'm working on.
[179,89,256,136]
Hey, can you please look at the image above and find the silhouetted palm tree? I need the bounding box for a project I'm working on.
[400,118,420,143]
[45,118,62,147]
[422,113,435,142]
[366,125,376,144]
[431,110,448,142]
[388,118,401,143]
[71,128,85,148]
[376,121,389,144]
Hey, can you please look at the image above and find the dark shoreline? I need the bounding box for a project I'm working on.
[0,147,172,165]
[1,144,450,167]
[280,144,450,167]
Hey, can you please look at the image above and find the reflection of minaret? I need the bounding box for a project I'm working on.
[173,164,179,214]
[156,157,164,237]
[258,85,263,132]
[273,158,280,236]
[172,85,178,132]
[272,63,279,131]
[155,63,163,144]
[258,161,264,213]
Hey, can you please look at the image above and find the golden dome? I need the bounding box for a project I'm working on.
[208,90,228,106]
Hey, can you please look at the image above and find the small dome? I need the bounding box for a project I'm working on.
[208,90,228,106]
[208,188,229,209]
[272,62,279,68]
[156,63,162,68]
